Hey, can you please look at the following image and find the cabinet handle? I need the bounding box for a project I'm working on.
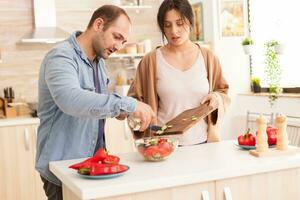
[223,187,233,200]
[24,128,30,151]
[201,190,210,200]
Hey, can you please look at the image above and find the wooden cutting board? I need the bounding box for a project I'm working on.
[154,103,216,136]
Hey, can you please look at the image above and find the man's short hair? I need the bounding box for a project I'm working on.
[87,5,131,31]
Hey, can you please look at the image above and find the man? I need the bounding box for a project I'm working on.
[36,5,154,200]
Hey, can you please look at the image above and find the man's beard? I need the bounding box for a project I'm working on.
[93,44,105,58]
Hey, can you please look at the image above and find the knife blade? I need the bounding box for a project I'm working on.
[148,125,162,132]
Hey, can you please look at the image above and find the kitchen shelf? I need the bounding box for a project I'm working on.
[109,53,145,59]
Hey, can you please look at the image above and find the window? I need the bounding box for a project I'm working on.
[249,0,300,88]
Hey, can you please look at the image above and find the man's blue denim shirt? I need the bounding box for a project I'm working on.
[35,31,136,185]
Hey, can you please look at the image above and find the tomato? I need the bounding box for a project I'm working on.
[158,141,172,153]
[247,134,256,146]
[158,138,168,144]
[237,129,256,146]
[238,135,245,145]
[143,146,159,157]
[103,155,120,164]
[158,147,171,157]
[267,126,277,145]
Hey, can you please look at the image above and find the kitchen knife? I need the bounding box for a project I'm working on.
[4,88,8,99]
[148,125,162,132]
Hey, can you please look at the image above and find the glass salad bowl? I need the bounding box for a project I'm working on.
[134,136,178,162]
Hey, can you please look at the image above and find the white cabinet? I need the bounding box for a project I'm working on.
[0,123,46,200]
[63,181,215,200]
[215,168,300,200]
[63,167,300,200]
[105,118,136,154]
[99,168,300,200]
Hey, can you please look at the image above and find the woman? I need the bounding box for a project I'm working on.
[128,0,230,145]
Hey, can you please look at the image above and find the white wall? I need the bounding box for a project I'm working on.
[232,95,300,138]
[191,0,251,139]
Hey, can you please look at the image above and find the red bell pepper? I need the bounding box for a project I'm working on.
[69,148,107,169]
[90,148,107,162]
[89,163,128,176]
[102,155,120,164]
[69,157,94,170]
[69,148,124,172]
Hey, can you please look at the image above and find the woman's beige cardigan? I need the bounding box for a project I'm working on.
[127,46,230,142]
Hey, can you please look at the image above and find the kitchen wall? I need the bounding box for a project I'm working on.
[191,0,250,139]
[1,0,266,140]
[0,0,163,102]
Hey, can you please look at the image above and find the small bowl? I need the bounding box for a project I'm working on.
[134,136,178,162]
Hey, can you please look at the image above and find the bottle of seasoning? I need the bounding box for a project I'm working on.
[276,115,289,150]
[256,115,268,152]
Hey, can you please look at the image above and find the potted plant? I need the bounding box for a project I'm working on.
[264,40,282,106]
[251,77,261,93]
[242,37,254,55]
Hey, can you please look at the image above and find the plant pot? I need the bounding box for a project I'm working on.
[243,45,253,55]
[274,44,284,54]
[252,85,261,93]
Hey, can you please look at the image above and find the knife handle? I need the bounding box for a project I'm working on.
[4,88,8,99]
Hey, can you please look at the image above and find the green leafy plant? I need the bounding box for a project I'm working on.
[251,77,260,87]
[264,40,282,106]
[242,37,254,45]
[251,77,261,93]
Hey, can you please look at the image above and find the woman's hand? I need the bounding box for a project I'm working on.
[201,93,219,108]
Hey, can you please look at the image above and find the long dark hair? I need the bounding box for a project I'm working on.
[157,0,194,40]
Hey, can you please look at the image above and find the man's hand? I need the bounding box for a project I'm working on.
[131,101,155,132]
[201,93,219,108]
[115,112,128,120]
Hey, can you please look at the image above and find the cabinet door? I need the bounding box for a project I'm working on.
[0,125,36,200]
[98,182,215,200]
[215,168,300,200]
[32,124,47,200]
[105,118,135,154]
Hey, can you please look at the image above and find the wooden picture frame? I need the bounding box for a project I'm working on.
[190,2,204,41]
[220,0,246,37]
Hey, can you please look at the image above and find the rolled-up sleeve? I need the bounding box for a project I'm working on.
[45,52,136,119]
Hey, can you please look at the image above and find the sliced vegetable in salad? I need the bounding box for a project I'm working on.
[156,124,173,135]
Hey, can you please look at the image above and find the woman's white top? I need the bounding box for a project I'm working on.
[156,48,209,145]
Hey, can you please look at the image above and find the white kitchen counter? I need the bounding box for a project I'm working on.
[0,116,39,127]
[50,140,300,200]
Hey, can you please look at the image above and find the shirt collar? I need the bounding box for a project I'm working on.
[68,31,102,66]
